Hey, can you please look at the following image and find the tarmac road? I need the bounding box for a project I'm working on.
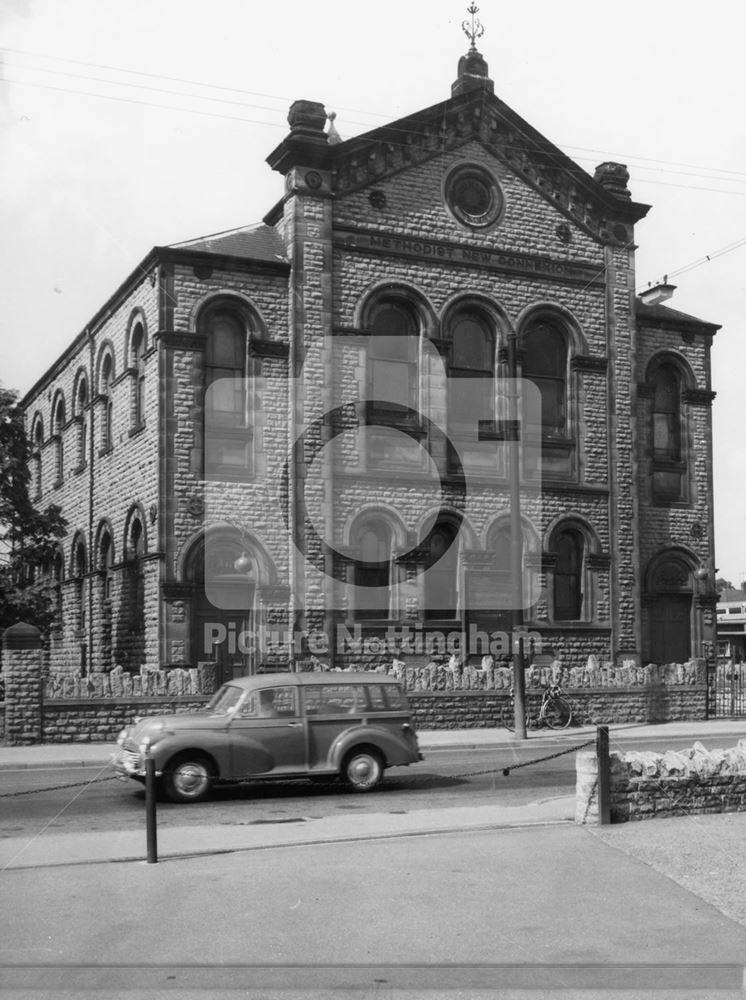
[2,729,743,841]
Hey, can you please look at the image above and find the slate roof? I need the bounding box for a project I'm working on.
[170,223,287,264]
[635,299,720,333]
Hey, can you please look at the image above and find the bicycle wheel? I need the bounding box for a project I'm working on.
[542,696,573,730]
[504,706,531,732]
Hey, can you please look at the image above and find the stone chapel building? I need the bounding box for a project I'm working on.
[21,38,720,689]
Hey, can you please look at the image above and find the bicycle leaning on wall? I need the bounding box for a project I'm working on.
[505,683,574,731]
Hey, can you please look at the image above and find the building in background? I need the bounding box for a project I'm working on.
[21,30,720,690]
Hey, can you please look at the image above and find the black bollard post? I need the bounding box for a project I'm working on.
[145,755,158,863]
[596,725,611,826]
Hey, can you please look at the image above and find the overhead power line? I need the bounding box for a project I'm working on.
[641,234,746,290]
[3,49,746,199]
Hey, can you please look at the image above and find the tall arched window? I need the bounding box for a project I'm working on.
[120,514,146,671]
[203,306,250,476]
[99,530,113,602]
[649,360,686,503]
[424,519,459,620]
[353,518,392,620]
[554,528,584,621]
[522,319,568,436]
[132,324,146,428]
[487,520,530,617]
[75,376,88,469]
[52,396,65,486]
[72,537,87,644]
[32,418,43,498]
[652,365,681,460]
[100,354,114,452]
[367,300,419,419]
[447,311,495,426]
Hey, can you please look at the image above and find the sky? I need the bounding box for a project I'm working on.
[1,0,745,583]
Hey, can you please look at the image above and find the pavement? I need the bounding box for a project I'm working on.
[3,719,746,997]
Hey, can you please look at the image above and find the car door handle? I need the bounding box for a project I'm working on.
[287,722,302,727]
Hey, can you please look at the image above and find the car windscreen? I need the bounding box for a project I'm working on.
[205,684,243,715]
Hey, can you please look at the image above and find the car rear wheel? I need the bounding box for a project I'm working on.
[343,748,383,792]
[163,754,214,803]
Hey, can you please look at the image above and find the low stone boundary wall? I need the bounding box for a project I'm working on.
[408,686,706,731]
[5,686,708,744]
[576,740,746,824]
[43,698,210,743]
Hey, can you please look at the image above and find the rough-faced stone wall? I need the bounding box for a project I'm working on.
[576,740,746,824]
[22,274,160,675]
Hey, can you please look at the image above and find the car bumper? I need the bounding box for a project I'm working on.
[111,747,146,780]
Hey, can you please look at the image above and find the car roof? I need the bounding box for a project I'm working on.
[226,672,399,690]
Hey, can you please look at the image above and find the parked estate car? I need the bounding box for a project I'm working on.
[112,672,423,803]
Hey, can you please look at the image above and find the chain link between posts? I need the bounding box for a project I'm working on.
[0,720,653,796]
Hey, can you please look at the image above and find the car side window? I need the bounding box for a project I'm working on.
[366,684,387,711]
[240,686,297,718]
[304,684,364,715]
[384,685,408,710]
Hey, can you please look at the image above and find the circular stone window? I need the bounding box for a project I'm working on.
[445,165,503,229]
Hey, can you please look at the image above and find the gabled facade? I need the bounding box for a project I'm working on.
[21,43,720,689]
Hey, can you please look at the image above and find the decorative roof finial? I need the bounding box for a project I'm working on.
[462,3,484,51]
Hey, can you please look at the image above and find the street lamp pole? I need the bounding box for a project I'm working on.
[507,328,527,739]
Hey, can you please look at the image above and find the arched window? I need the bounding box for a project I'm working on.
[72,538,87,637]
[649,360,686,503]
[447,311,495,425]
[187,533,256,682]
[353,518,392,620]
[424,520,459,620]
[652,365,681,460]
[132,324,146,428]
[100,354,114,452]
[487,520,530,617]
[52,396,65,486]
[128,518,146,670]
[75,376,88,469]
[367,300,419,419]
[32,419,43,498]
[51,549,64,633]
[554,528,584,621]
[522,319,568,436]
[203,306,250,476]
[99,530,114,602]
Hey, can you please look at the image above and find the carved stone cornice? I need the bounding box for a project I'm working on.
[331,91,649,246]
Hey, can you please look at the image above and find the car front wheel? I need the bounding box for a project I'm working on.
[162,754,214,803]
[343,748,383,792]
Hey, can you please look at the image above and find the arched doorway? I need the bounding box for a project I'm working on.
[646,554,693,664]
[186,534,257,685]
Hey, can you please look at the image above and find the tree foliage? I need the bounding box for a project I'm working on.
[0,387,67,632]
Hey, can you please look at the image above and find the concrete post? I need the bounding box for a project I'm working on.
[2,622,43,745]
